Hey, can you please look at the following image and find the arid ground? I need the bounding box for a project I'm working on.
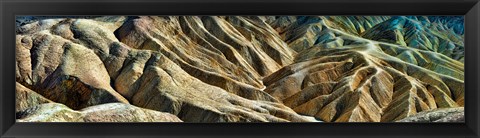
[15,16,464,122]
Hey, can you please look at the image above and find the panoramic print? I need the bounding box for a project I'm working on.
[15,16,464,122]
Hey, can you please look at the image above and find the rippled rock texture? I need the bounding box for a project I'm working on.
[396,107,464,122]
[16,16,464,122]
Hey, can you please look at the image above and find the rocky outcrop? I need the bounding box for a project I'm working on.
[16,16,312,122]
[81,103,183,122]
[17,103,84,122]
[15,16,464,122]
[262,16,463,122]
[16,82,52,112]
[16,22,130,110]
[264,16,464,62]
[263,16,390,52]
[17,103,183,122]
[112,16,289,101]
[263,43,463,122]
[122,49,309,122]
[397,107,464,122]
[361,16,464,62]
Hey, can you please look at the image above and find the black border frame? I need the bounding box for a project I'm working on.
[1,0,479,138]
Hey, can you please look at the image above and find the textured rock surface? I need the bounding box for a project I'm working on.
[16,16,464,122]
[16,16,311,122]
[16,82,52,112]
[397,107,464,122]
[263,16,463,122]
[17,103,183,122]
[81,103,183,122]
[17,103,85,122]
[361,16,464,62]
[16,21,130,110]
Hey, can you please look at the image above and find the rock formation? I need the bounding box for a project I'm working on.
[263,16,463,122]
[397,107,464,122]
[15,16,464,122]
[16,82,52,112]
[17,103,183,122]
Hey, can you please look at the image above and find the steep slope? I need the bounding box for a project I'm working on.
[15,16,311,122]
[16,82,52,112]
[361,16,464,62]
[113,16,295,100]
[15,16,464,122]
[263,16,391,52]
[263,16,464,122]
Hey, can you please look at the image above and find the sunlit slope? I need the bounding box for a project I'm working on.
[15,16,464,122]
[263,16,464,122]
